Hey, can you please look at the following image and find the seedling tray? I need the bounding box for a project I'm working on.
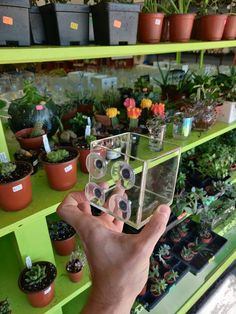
[138,257,189,311]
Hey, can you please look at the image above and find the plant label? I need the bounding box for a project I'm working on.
[70,22,78,30]
[12,184,23,193]
[155,19,161,26]
[113,20,122,28]
[43,134,51,153]
[85,125,91,137]
[44,286,51,295]
[177,212,187,220]
[33,159,39,167]
[64,165,73,173]
[0,152,8,163]
[3,16,13,25]
[26,256,32,269]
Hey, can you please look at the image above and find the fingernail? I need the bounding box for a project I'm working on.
[158,205,169,213]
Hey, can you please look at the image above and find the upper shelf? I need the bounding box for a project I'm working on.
[0,40,236,64]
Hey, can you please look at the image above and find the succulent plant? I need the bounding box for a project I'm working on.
[149,265,160,282]
[181,246,194,260]
[165,269,179,283]
[0,162,16,178]
[66,249,87,273]
[188,237,206,253]
[0,298,11,314]
[177,222,189,234]
[48,221,75,241]
[158,244,171,258]
[25,264,47,286]
[30,121,44,138]
[60,130,77,144]
[170,228,181,241]
[150,279,168,296]
[47,149,69,163]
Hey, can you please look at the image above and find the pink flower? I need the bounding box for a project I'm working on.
[151,103,165,118]
[124,98,136,108]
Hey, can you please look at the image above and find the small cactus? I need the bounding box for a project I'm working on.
[0,162,16,178]
[47,149,69,163]
[30,121,44,138]
[60,130,77,144]
[181,246,194,261]
[25,264,47,286]
[0,298,11,314]
[165,270,179,283]
[150,279,168,296]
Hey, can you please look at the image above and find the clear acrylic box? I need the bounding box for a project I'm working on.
[85,133,181,229]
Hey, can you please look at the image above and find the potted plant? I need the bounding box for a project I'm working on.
[188,237,207,254]
[39,0,90,46]
[14,149,39,175]
[164,269,179,284]
[170,228,182,243]
[180,246,194,261]
[18,261,57,307]
[149,264,160,283]
[76,135,98,174]
[40,147,79,191]
[8,81,58,136]
[0,299,11,314]
[137,0,165,43]
[150,279,168,297]
[66,249,87,282]
[15,121,45,151]
[48,220,76,256]
[177,222,189,237]
[222,0,236,39]
[69,112,88,137]
[0,161,32,212]
[157,244,171,267]
[105,107,124,135]
[157,0,195,42]
[90,0,141,45]
[199,225,213,243]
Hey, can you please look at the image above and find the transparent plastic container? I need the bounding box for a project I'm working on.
[85,133,181,229]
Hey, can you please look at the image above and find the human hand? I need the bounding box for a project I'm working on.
[57,187,170,314]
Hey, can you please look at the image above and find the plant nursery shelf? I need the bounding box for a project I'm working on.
[0,40,236,64]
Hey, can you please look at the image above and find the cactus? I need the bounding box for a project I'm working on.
[60,130,77,144]
[165,270,179,283]
[47,149,69,163]
[25,264,47,286]
[0,162,16,178]
[30,121,44,138]
[150,279,168,296]
[66,249,87,273]
[149,265,160,282]
[181,246,194,261]
[0,298,11,314]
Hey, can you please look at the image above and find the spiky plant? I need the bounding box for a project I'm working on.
[47,149,69,163]
[30,121,44,138]
[0,162,16,178]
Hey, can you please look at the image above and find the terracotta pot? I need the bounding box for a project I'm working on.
[169,14,195,42]
[53,234,76,256]
[77,104,93,116]
[178,230,188,238]
[201,234,212,244]
[15,128,45,151]
[181,252,193,262]
[94,114,111,127]
[164,272,175,284]
[187,243,198,255]
[200,15,228,41]
[171,235,181,243]
[138,13,164,43]
[79,148,90,174]
[222,15,236,40]
[67,268,83,283]
[0,162,32,211]
[41,147,79,191]
[19,261,56,307]
[161,16,170,41]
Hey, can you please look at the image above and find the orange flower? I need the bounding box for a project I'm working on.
[124,98,136,108]
[127,107,142,119]
[151,103,165,118]
[141,98,152,109]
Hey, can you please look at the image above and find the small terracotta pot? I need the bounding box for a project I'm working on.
[0,162,32,211]
[19,261,56,308]
[77,104,93,115]
[78,148,90,174]
[164,272,175,284]
[15,128,45,151]
[67,268,83,283]
[169,14,195,42]
[171,235,181,243]
[61,108,77,129]
[138,13,165,43]
[41,147,79,191]
[181,253,193,262]
[200,15,228,41]
[187,243,198,255]
[161,16,170,42]
[201,234,212,244]
[222,15,236,40]
[178,230,188,238]
[53,234,76,256]
[94,114,111,127]
[163,254,171,260]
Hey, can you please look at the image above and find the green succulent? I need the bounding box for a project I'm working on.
[165,269,179,282]
[181,246,194,259]
[178,222,189,234]
[149,265,160,281]
[25,264,47,286]
[150,279,168,296]
[0,162,16,178]
[47,149,69,163]
[0,298,11,314]
[30,121,44,138]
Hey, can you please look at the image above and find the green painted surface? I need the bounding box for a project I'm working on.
[0,41,235,64]
[0,120,9,159]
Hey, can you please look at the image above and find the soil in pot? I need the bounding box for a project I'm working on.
[222,15,236,40]
[138,13,164,43]
[19,261,57,307]
[66,259,83,283]
[169,14,195,42]
[0,161,32,211]
[200,15,228,41]
[40,147,79,191]
[15,128,45,151]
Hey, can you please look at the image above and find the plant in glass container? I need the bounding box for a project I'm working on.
[150,279,168,297]
[137,0,165,43]
[157,0,195,42]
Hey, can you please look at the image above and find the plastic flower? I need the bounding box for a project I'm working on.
[106,107,120,119]
[141,98,152,109]
[151,103,165,118]
[123,98,136,108]
[127,107,142,119]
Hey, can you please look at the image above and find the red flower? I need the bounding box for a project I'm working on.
[124,98,136,108]
[127,107,142,119]
[151,103,165,118]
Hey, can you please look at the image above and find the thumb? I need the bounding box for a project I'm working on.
[137,205,171,254]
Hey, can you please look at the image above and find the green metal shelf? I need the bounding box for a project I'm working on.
[0,40,236,64]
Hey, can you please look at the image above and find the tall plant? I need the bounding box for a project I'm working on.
[157,0,192,14]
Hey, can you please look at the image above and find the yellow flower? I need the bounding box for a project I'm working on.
[106,107,120,119]
[141,98,152,109]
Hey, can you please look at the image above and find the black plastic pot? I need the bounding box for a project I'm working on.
[91,2,140,45]
[40,3,89,46]
[0,0,30,46]
[29,6,47,45]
